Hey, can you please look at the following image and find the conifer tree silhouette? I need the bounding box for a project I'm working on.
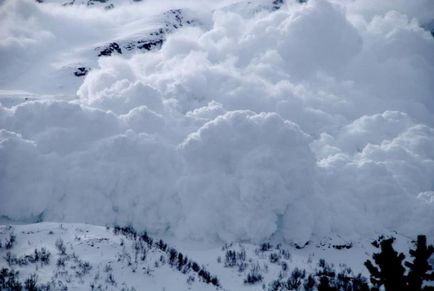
[364,237,407,291]
[405,235,434,291]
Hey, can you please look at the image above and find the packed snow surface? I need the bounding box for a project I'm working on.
[1,0,434,244]
[0,223,415,290]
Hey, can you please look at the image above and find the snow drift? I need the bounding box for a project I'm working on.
[0,0,434,244]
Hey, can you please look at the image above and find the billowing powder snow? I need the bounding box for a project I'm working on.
[0,0,433,244]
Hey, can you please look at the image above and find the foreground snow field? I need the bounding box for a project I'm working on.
[0,222,420,290]
[1,0,433,245]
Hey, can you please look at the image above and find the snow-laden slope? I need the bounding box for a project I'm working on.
[0,222,420,290]
[0,223,221,290]
[0,0,434,245]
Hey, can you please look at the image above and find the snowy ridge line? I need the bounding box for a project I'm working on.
[36,0,147,9]
[94,9,199,59]
[64,0,289,74]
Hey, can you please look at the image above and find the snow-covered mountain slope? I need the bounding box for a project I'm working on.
[0,223,422,290]
[0,223,220,290]
[1,0,434,248]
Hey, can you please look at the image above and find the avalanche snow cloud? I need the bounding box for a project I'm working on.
[0,0,434,244]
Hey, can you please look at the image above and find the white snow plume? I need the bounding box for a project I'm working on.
[177,111,317,243]
[0,0,433,244]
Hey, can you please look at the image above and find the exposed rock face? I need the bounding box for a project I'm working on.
[95,9,198,57]
[74,67,90,77]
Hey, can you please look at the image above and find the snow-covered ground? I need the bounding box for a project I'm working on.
[0,0,434,287]
[1,223,221,290]
[0,222,420,290]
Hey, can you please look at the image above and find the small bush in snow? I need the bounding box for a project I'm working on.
[24,274,38,291]
[55,238,67,256]
[5,233,16,250]
[287,268,305,290]
[269,252,280,264]
[244,264,263,285]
